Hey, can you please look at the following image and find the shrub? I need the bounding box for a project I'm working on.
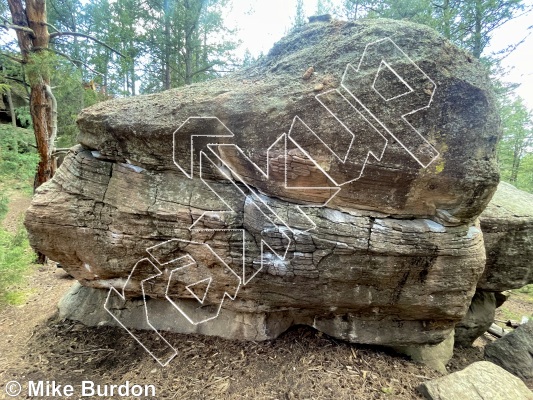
[0,124,39,192]
[0,196,7,220]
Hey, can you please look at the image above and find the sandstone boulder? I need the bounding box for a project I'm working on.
[76,19,499,220]
[478,182,533,291]
[25,19,499,349]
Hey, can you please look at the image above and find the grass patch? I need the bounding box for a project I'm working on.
[0,124,38,305]
[0,225,36,305]
[513,284,533,296]
[0,195,8,220]
[497,307,522,321]
[510,284,533,304]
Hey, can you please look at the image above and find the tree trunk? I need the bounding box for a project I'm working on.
[130,56,136,96]
[473,0,483,58]
[27,0,55,188]
[7,0,32,59]
[442,0,451,39]
[6,88,16,128]
[8,0,54,264]
[163,0,171,90]
[510,142,521,183]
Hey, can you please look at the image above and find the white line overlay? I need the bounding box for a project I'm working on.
[104,37,440,366]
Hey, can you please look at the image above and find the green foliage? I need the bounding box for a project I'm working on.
[241,48,256,68]
[0,225,35,305]
[291,0,306,31]
[14,106,32,128]
[0,196,8,220]
[516,284,533,297]
[0,52,30,108]
[367,0,435,26]
[497,96,533,193]
[457,0,526,58]
[0,83,10,94]
[340,0,374,20]
[51,59,104,147]
[140,0,239,92]
[339,0,531,60]
[0,124,36,306]
[316,0,334,15]
[0,124,39,189]
[25,51,57,85]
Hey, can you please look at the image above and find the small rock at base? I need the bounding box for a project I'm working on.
[418,361,533,400]
[484,320,533,380]
[391,331,454,374]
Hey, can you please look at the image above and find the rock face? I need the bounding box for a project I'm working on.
[478,182,533,291]
[418,361,533,400]
[25,19,500,348]
[485,320,533,380]
[454,291,496,347]
[455,183,533,347]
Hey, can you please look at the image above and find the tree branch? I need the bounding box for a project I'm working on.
[44,22,61,34]
[2,75,30,90]
[0,51,24,64]
[49,31,126,58]
[0,16,35,35]
[492,31,532,61]
[34,47,104,76]
[190,63,216,77]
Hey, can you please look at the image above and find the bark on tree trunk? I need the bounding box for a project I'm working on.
[27,0,55,189]
[8,0,55,189]
[8,0,54,263]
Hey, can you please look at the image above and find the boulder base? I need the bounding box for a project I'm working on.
[59,283,293,341]
[392,331,454,373]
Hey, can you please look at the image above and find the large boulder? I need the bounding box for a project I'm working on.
[478,182,533,291]
[485,320,533,380]
[25,19,499,348]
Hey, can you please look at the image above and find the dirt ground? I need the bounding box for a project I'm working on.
[1,193,31,235]
[0,195,530,400]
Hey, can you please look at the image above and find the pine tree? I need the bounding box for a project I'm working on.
[291,0,306,30]
[316,0,333,15]
[498,97,533,186]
